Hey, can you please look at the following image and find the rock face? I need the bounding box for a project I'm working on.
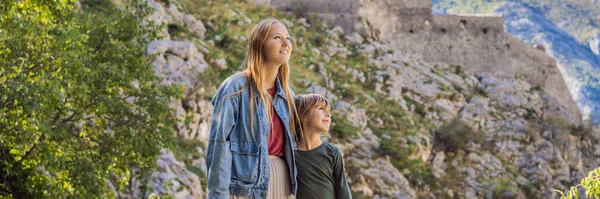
[360,159,416,199]
[490,2,600,124]
[261,0,582,124]
[592,33,600,56]
[435,1,600,122]
[108,0,600,198]
[151,151,204,199]
[109,1,213,198]
[333,39,599,198]
[147,0,206,40]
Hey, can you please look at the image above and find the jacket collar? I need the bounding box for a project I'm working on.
[251,76,286,100]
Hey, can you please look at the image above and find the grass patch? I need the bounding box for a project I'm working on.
[167,23,189,39]
[404,96,427,118]
[329,115,360,140]
[172,137,204,165]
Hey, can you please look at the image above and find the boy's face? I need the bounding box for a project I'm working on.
[303,105,331,133]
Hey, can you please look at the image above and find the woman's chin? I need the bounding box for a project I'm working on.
[277,60,290,66]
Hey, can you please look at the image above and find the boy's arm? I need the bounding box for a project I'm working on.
[333,149,353,199]
[206,96,237,199]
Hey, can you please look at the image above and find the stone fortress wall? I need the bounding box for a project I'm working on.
[254,0,582,123]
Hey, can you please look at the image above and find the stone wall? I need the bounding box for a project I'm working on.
[388,13,580,123]
[268,0,432,37]
[255,0,582,123]
[390,25,580,123]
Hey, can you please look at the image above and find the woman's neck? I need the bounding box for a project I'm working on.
[297,128,322,151]
[262,63,280,89]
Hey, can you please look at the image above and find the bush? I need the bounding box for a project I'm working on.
[570,119,594,138]
[490,176,520,199]
[404,96,427,118]
[473,86,488,97]
[434,119,483,153]
[0,0,181,197]
[378,131,411,161]
[542,114,570,131]
[556,167,600,199]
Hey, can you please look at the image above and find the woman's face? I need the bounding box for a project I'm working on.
[263,22,292,66]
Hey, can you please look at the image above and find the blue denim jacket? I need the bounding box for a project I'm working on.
[206,72,297,199]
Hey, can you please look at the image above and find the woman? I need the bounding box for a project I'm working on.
[206,19,298,199]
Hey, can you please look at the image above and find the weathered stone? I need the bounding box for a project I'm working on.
[151,150,204,199]
[146,0,168,26]
[148,39,170,55]
[214,58,227,70]
[167,55,185,73]
[590,33,600,56]
[182,14,206,38]
[307,83,338,102]
[344,32,364,45]
[433,99,457,120]
[171,41,199,59]
[432,152,446,178]
[361,159,417,198]
[331,25,344,36]
[335,101,368,129]
[444,73,467,91]
[311,48,321,57]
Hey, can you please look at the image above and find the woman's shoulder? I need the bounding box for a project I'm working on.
[216,72,249,96]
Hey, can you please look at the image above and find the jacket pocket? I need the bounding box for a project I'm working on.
[230,141,260,184]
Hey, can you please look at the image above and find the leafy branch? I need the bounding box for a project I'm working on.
[556,167,600,199]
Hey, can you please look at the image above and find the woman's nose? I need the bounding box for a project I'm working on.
[282,40,288,47]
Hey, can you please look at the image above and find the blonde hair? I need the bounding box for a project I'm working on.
[244,18,299,140]
[293,94,330,141]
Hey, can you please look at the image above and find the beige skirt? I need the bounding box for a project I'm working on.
[231,155,294,199]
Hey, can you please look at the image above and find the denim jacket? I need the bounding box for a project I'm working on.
[206,72,297,199]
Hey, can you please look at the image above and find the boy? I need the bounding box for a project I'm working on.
[294,94,352,199]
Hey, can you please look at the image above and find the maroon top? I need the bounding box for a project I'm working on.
[267,86,284,157]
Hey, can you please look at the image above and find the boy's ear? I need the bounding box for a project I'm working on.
[300,112,310,122]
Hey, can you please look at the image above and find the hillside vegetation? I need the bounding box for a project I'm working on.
[3,0,600,198]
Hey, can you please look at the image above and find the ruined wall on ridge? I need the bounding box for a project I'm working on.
[252,0,582,123]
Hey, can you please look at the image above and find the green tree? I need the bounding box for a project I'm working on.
[0,0,181,197]
[557,167,600,199]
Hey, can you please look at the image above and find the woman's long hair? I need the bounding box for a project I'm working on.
[245,18,299,141]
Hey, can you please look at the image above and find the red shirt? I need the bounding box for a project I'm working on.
[267,86,284,157]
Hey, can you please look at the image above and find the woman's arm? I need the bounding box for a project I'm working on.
[206,96,237,199]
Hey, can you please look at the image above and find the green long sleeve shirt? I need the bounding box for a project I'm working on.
[295,142,352,199]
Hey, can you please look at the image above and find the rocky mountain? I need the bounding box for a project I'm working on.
[88,0,600,198]
[433,0,600,123]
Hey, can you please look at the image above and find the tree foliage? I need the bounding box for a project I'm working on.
[0,0,181,197]
[557,167,600,199]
